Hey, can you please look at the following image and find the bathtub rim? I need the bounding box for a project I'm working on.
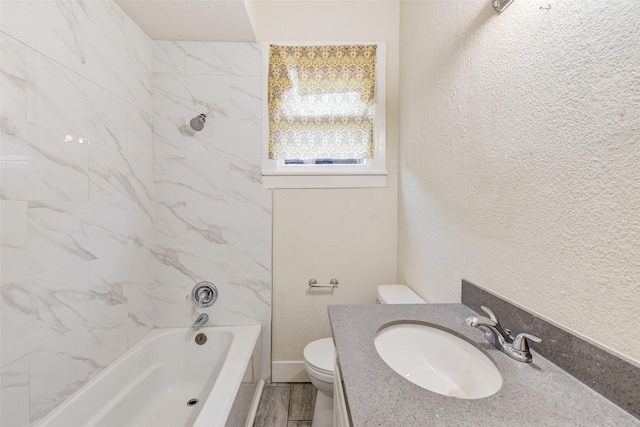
[193,324,261,427]
[32,324,262,427]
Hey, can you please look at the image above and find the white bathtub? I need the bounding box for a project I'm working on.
[34,325,262,427]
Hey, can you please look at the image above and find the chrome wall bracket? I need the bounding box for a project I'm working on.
[308,278,339,288]
[192,281,218,307]
[493,0,515,13]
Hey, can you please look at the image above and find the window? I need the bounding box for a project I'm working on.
[261,42,387,188]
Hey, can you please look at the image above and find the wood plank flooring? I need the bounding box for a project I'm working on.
[254,383,316,427]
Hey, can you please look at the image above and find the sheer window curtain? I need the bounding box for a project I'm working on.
[267,45,377,161]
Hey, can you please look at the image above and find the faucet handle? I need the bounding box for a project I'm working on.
[512,333,542,351]
[480,306,499,322]
[480,306,515,341]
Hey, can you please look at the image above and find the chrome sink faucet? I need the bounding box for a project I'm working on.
[193,313,209,331]
[466,306,542,363]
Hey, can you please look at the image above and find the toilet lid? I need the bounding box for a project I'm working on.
[303,338,335,375]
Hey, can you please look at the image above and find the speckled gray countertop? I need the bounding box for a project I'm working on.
[328,304,640,426]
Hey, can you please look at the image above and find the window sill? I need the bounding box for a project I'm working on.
[262,171,387,189]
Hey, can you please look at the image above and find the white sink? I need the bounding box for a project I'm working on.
[374,323,502,399]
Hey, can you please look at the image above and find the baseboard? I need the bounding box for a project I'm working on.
[271,361,310,383]
[244,379,264,427]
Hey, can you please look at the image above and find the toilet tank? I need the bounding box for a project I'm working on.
[376,284,427,304]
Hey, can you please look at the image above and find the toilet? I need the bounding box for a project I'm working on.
[303,284,427,427]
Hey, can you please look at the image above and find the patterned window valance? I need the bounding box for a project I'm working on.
[268,45,378,161]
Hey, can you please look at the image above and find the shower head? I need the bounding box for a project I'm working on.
[190,114,206,131]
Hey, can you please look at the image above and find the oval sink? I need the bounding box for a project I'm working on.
[374,324,502,399]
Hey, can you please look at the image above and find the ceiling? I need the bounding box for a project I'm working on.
[115,0,257,41]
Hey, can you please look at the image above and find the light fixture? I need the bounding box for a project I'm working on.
[493,0,515,13]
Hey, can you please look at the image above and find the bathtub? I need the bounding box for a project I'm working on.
[34,325,262,427]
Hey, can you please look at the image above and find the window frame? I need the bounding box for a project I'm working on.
[261,41,387,189]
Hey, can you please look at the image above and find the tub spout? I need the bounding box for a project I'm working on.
[193,313,209,331]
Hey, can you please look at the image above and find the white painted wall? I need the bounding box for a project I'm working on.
[245,0,400,378]
[398,1,640,361]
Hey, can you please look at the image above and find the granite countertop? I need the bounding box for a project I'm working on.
[328,304,640,427]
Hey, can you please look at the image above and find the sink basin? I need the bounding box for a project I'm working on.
[374,323,502,399]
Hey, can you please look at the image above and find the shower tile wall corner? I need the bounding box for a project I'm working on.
[1,0,154,424]
[152,41,272,381]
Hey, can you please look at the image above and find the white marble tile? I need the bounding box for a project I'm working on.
[183,201,230,246]
[151,42,271,354]
[153,244,202,327]
[1,121,89,201]
[126,104,153,158]
[228,161,271,208]
[88,247,153,347]
[184,42,262,76]
[128,201,154,249]
[1,0,89,76]
[89,144,153,202]
[154,202,188,245]
[0,357,30,427]
[153,154,228,203]
[81,0,128,98]
[1,263,88,365]
[0,3,154,423]
[1,0,152,114]
[81,0,151,113]
[228,245,272,302]
[179,118,258,167]
[122,52,153,115]
[27,201,129,276]
[154,244,229,290]
[224,118,263,165]
[153,281,187,328]
[123,249,154,346]
[29,314,128,423]
[154,243,229,327]
[153,42,186,74]
[25,50,129,150]
[125,17,153,73]
[152,115,187,159]
[186,277,270,327]
[88,251,137,332]
[152,73,230,119]
[185,201,271,250]
[123,13,153,113]
[1,33,27,123]
[229,76,262,120]
[0,201,29,285]
[185,243,271,327]
[1,32,27,81]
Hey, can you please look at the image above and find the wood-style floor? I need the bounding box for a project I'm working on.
[253,383,317,427]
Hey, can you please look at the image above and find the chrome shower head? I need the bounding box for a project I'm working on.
[190,114,206,131]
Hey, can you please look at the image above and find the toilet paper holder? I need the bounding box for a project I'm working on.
[308,278,339,288]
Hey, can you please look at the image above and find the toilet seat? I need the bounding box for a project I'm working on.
[303,338,335,376]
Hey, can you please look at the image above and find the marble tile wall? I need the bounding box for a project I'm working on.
[0,0,153,425]
[152,41,272,380]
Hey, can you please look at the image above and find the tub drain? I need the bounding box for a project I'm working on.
[187,398,199,407]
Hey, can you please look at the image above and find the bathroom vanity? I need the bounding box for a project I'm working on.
[328,303,640,426]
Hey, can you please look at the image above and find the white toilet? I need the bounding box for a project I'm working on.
[303,284,427,427]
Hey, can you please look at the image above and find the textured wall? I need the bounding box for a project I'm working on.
[152,41,272,379]
[398,1,640,361]
[1,0,154,424]
[246,1,400,375]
